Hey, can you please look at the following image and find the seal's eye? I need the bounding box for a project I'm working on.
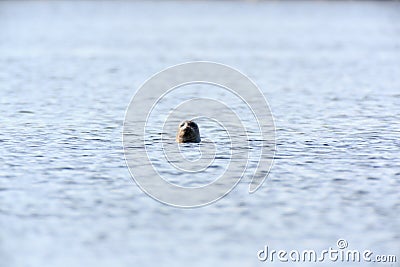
[179,122,185,128]
[189,122,198,129]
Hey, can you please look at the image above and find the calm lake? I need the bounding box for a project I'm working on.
[1,1,399,266]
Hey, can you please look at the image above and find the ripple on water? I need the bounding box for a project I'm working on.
[1,1,400,266]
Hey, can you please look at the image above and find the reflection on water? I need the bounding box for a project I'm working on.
[1,1,400,267]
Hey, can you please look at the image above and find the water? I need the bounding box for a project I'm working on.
[1,1,400,266]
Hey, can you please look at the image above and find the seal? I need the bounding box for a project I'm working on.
[176,120,201,143]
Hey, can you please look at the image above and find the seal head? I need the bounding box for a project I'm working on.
[176,120,201,143]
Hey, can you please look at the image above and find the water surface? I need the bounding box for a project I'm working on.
[1,1,400,266]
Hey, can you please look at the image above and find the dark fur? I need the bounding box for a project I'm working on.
[176,120,201,143]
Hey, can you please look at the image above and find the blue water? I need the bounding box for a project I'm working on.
[1,1,400,266]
